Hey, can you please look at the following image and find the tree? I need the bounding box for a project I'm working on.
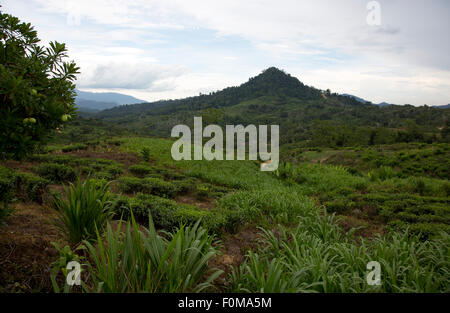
[0,11,79,159]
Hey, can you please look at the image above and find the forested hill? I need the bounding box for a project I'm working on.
[94,67,449,146]
[97,67,329,118]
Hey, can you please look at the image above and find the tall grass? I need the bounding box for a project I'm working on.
[229,211,450,293]
[82,216,223,292]
[53,178,113,245]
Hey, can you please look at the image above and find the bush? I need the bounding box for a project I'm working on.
[141,147,150,162]
[195,184,210,200]
[275,162,305,184]
[441,182,450,197]
[172,177,198,194]
[0,166,16,202]
[325,199,354,214]
[113,193,211,231]
[0,166,15,227]
[61,143,88,152]
[74,216,223,292]
[409,177,429,195]
[52,179,114,244]
[0,166,49,203]
[128,164,154,177]
[117,176,178,198]
[78,161,123,181]
[377,166,395,180]
[37,163,77,182]
[16,172,49,203]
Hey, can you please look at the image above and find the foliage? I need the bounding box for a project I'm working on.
[36,162,77,182]
[141,147,150,162]
[52,178,114,244]
[230,214,450,293]
[95,68,448,146]
[31,154,123,181]
[16,172,49,202]
[50,242,84,293]
[0,165,49,203]
[81,215,223,292]
[61,143,88,153]
[117,176,179,198]
[112,193,212,231]
[0,12,79,159]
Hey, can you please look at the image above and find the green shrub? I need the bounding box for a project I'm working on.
[114,193,211,231]
[195,184,210,200]
[16,172,49,203]
[77,215,223,292]
[141,147,151,162]
[79,162,122,181]
[377,166,395,180]
[61,143,88,153]
[441,182,450,197]
[410,177,429,195]
[0,166,17,202]
[37,163,77,182]
[52,179,114,244]
[128,164,154,177]
[275,162,305,184]
[325,199,354,214]
[0,166,16,227]
[172,177,198,194]
[118,176,178,198]
[88,178,109,190]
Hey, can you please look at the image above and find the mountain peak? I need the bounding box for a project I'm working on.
[242,67,321,100]
[251,67,297,82]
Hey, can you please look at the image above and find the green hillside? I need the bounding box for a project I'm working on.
[96,68,449,146]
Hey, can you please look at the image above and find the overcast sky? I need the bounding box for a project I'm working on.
[2,0,450,105]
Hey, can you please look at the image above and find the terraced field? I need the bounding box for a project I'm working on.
[0,137,449,292]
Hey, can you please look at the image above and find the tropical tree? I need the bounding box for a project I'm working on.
[0,10,79,159]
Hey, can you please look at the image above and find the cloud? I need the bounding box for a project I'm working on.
[3,0,449,105]
[79,63,186,90]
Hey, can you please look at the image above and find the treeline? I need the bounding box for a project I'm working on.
[309,120,449,148]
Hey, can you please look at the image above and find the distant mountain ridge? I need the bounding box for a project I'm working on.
[75,89,146,112]
[433,104,450,109]
[341,94,392,107]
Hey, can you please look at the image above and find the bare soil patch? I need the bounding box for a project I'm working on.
[209,226,261,287]
[175,193,216,210]
[0,203,63,292]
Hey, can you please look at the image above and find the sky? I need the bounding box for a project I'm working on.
[2,0,450,106]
